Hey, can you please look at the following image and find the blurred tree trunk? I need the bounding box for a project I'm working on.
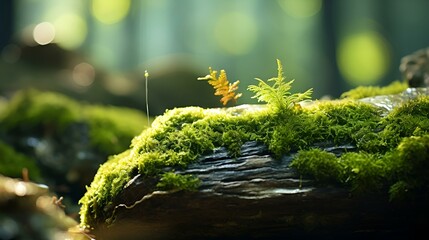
[0,0,14,50]
[322,0,344,97]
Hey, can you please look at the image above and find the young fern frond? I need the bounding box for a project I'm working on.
[198,68,242,106]
[248,59,313,112]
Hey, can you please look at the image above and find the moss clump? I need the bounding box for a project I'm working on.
[0,89,148,155]
[290,149,340,182]
[292,149,387,193]
[339,152,388,193]
[293,132,429,200]
[388,135,429,200]
[78,150,134,225]
[84,105,150,155]
[340,80,408,99]
[355,96,429,152]
[0,141,41,180]
[265,99,382,157]
[156,172,201,191]
[0,89,80,131]
[292,97,429,199]
[304,100,381,147]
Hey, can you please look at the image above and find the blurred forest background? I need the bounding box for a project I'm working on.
[1,0,429,116]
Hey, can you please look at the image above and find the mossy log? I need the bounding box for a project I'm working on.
[92,141,427,240]
[79,76,429,239]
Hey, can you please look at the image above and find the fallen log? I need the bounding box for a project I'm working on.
[93,141,428,240]
[79,78,429,239]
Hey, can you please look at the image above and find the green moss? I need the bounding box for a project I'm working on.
[356,96,429,153]
[156,172,201,191]
[340,80,408,99]
[388,135,429,200]
[290,97,429,198]
[339,152,388,193]
[266,111,317,157]
[0,141,41,180]
[0,89,80,131]
[292,149,389,193]
[78,149,141,225]
[290,149,341,182]
[84,105,148,155]
[305,100,381,146]
[0,89,148,155]
[293,132,429,201]
[221,130,246,158]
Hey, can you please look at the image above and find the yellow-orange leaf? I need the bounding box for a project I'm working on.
[198,67,242,106]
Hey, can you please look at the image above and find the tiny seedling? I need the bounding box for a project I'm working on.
[145,70,150,126]
[248,59,313,112]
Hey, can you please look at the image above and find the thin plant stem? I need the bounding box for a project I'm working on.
[145,70,150,126]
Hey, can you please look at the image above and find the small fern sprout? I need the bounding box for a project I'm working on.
[198,67,242,106]
[248,59,313,112]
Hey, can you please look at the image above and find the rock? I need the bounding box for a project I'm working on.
[360,87,429,115]
[400,47,429,87]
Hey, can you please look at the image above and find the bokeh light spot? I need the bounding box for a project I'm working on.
[104,75,135,96]
[33,22,55,45]
[337,31,390,86]
[14,182,28,196]
[92,0,131,24]
[214,12,258,55]
[72,62,95,87]
[54,14,87,50]
[278,0,322,18]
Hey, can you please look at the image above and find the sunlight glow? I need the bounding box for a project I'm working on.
[92,0,131,24]
[337,31,390,86]
[278,0,322,18]
[54,14,87,50]
[214,12,258,55]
